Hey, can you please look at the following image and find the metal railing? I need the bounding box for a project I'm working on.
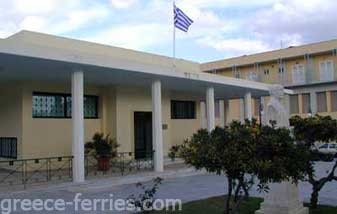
[0,156,73,190]
[85,151,154,178]
[0,151,154,190]
[0,137,17,159]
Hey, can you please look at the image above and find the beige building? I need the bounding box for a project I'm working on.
[202,39,337,119]
[0,31,276,182]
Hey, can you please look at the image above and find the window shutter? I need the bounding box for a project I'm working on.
[317,92,327,112]
[301,93,311,114]
[290,95,299,114]
[331,91,337,112]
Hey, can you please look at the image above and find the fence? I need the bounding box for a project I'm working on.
[0,156,73,190]
[85,151,154,177]
[0,151,154,190]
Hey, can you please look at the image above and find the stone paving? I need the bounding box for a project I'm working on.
[0,162,335,213]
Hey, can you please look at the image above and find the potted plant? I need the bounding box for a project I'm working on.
[85,133,119,171]
[168,145,180,162]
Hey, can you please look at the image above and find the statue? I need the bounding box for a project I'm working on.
[264,85,289,128]
[256,85,308,214]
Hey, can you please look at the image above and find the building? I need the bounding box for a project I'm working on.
[0,31,277,182]
[202,39,337,119]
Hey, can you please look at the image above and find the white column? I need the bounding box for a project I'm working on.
[260,97,266,125]
[219,100,225,127]
[284,95,290,116]
[206,87,215,132]
[225,100,230,125]
[200,101,207,129]
[244,92,252,121]
[310,91,317,115]
[72,71,85,183]
[152,80,164,172]
[239,99,245,123]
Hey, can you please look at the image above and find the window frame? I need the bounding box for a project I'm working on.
[292,64,305,84]
[319,60,334,82]
[32,92,99,119]
[171,100,196,119]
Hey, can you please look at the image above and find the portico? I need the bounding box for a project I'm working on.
[0,31,275,183]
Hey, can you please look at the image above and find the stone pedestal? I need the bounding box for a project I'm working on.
[255,182,308,214]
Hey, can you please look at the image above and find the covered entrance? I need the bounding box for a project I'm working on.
[134,112,153,159]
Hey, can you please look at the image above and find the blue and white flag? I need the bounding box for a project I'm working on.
[174,5,193,32]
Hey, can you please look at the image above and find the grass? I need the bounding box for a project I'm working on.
[153,196,337,214]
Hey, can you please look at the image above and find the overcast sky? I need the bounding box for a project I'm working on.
[0,0,336,62]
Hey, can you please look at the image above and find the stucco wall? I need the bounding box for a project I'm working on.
[20,82,103,159]
[114,87,201,156]
[169,92,202,148]
[0,83,23,158]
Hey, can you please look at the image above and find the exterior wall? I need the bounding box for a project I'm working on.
[213,52,337,85]
[115,86,202,156]
[211,51,337,121]
[228,99,241,121]
[169,92,202,150]
[0,81,205,159]
[20,82,103,159]
[0,83,23,158]
[290,84,337,119]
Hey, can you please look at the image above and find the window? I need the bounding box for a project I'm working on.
[292,64,305,84]
[319,144,328,149]
[247,71,258,81]
[330,144,337,149]
[0,138,17,159]
[331,91,337,112]
[319,60,334,82]
[171,100,196,119]
[302,93,311,114]
[317,92,327,112]
[278,62,287,83]
[234,70,241,79]
[33,93,65,118]
[33,92,99,118]
[263,69,270,75]
[290,95,299,114]
[66,96,99,118]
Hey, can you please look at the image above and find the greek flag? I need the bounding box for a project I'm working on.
[174,5,193,32]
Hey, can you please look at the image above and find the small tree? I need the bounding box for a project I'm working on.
[290,115,337,208]
[180,119,308,214]
[127,177,163,213]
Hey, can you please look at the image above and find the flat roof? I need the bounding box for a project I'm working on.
[202,39,337,71]
[0,31,284,98]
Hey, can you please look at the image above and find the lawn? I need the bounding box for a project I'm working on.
[154,196,337,214]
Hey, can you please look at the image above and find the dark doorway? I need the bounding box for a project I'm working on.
[134,112,153,159]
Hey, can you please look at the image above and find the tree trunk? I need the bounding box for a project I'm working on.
[310,187,319,209]
[225,178,233,214]
[234,181,241,202]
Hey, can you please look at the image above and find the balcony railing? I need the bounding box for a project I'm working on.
[247,70,336,87]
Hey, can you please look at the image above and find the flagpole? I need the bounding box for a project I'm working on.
[173,0,176,70]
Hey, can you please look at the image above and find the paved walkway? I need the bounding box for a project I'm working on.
[0,162,336,213]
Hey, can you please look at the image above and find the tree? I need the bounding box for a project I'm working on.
[290,115,337,208]
[180,119,308,214]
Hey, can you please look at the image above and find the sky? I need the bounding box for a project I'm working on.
[0,0,337,63]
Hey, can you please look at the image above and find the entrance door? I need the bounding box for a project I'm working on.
[134,112,153,159]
